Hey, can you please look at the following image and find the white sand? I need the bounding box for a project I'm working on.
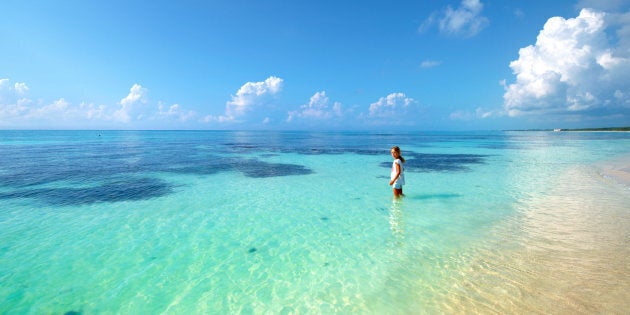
[597,154,630,188]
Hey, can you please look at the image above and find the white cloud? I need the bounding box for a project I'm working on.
[450,107,500,121]
[114,84,148,123]
[0,78,32,124]
[207,76,283,123]
[0,99,30,121]
[441,0,489,36]
[80,102,107,120]
[420,60,442,68]
[503,8,630,117]
[0,78,29,95]
[2,97,103,127]
[576,0,630,11]
[156,103,196,122]
[120,84,147,106]
[368,93,415,118]
[42,98,68,112]
[26,98,70,120]
[0,78,204,128]
[287,91,342,122]
[418,13,438,33]
[0,78,9,90]
[420,0,489,37]
[449,110,471,121]
[14,82,29,94]
[228,76,282,118]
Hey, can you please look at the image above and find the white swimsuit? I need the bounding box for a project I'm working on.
[391,159,405,188]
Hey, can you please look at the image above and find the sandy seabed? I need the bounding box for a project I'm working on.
[440,156,630,314]
[597,154,630,188]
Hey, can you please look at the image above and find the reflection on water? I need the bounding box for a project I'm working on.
[389,198,405,244]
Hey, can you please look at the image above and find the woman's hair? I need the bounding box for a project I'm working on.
[391,146,405,163]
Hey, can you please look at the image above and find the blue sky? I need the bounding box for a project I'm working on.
[1,0,629,130]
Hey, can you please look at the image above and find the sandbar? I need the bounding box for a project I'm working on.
[597,154,630,188]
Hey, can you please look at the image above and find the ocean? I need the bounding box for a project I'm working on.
[0,130,628,314]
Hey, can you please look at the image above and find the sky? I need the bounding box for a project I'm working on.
[1,0,629,130]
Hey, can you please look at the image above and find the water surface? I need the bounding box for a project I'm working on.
[1,130,628,313]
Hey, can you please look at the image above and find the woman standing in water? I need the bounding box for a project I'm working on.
[389,146,405,197]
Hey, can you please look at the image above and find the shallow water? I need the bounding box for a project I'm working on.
[0,130,628,313]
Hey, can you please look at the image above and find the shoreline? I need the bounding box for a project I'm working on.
[596,154,630,188]
[444,154,630,313]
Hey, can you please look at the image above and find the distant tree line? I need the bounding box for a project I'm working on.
[507,127,630,132]
[560,127,630,131]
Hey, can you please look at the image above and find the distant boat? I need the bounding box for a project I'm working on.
[553,128,562,132]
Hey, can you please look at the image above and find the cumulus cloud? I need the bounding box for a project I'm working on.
[120,84,147,107]
[29,98,69,118]
[420,0,489,37]
[0,78,32,124]
[80,102,107,120]
[368,93,416,120]
[227,76,283,120]
[156,102,196,122]
[0,79,11,93]
[206,76,283,123]
[0,78,29,95]
[0,101,30,123]
[503,8,630,117]
[14,82,29,94]
[0,78,202,128]
[114,84,148,123]
[576,0,630,11]
[1,96,101,128]
[287,91,342,122]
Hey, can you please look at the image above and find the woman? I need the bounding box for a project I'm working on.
[389,146,405,197]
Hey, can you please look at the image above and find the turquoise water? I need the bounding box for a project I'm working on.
[1,130,629,313]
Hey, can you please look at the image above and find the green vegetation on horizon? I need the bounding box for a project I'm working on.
[562,127,630,131]
[508,127,630,132]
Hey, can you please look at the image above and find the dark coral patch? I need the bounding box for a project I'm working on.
[0,178,172,206]
[381,152,487,172]
[233,159,313,178]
